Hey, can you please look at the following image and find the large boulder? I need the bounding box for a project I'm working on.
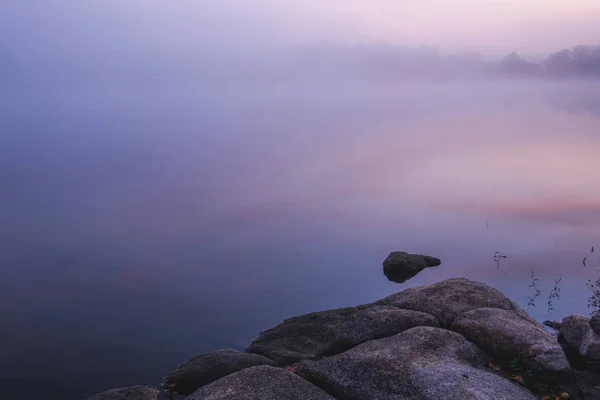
[163,349,276,395]
[187,365,335,400]
[591,313,600,336]
[85,385,159,400]
[245,305,439,365]
[376,277,537,328]
[382,251,441,283]
[560,315,600,373]
[452,308,569,371]
[297,326,537,400]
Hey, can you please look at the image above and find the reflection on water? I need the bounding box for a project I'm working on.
[1,81,599,398]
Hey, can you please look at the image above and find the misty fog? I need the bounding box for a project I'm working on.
[1,1,600,399]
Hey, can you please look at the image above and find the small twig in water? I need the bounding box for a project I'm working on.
[494,251,507,271]
[581,247,600,315]
[587,275,600,315]
[527,269,541,310]
[547,274,563,313]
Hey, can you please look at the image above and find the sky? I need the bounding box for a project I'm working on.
[2,0,600,57]
[307,0,600,55]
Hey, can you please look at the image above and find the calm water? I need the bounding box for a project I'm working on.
[1,80,600,399]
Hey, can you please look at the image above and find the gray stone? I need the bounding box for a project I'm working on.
[85,385,159,400]
[245,305,439,365]
[376,277,537,328]
[560,315,600,372]
[544,320,563,331]
[452,308,569,371]
[163,349,276,395]
[297,326,538,400]
[591,313,600,336]
[561,316,593,351]
[187,365,335,400]
[382,251,441,283]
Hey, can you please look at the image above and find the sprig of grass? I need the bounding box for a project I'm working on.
[547,274,563,314]
[527,269,541,310]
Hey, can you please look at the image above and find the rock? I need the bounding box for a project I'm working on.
[560,315,600,373]
[591,313,600,336]
[545,320,564,331]
[382,251,441,283]
[85,385,159,400]
[245,305,439,365]
[561,316,592,350]
[297,326,538,400]
[452,308,569,371]
[163,349,276,395]
[376,277,537,328]
[557,370,600,400]
[187,365,335,400]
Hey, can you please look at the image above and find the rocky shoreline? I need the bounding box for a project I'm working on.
[87,271,600,399]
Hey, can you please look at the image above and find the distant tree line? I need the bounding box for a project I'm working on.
[251,43,600,82]
[488,45,600,79]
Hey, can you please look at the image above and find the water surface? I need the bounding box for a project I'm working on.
[1,80,599,399]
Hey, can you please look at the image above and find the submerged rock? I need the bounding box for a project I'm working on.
[85,385,159,400]
[163,349,276,395]
[545,320,564,331]
[297,326,537,400]
[187,365,335,400]
[382,251,441,283]
[376,277,537,328]
[246,305,438,365]
[452,308,569,371]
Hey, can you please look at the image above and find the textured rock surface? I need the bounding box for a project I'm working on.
[85,385,159,400]
[382,251,441,283]
[376,277,537,328]
[452,308,569,371]
[560,315,600,373]
[246,305,439,365]
[163,349,276,395]
[93,278,600,400]
[297,326,538,400]
[562,316,593,350]
[187,365,335,400]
